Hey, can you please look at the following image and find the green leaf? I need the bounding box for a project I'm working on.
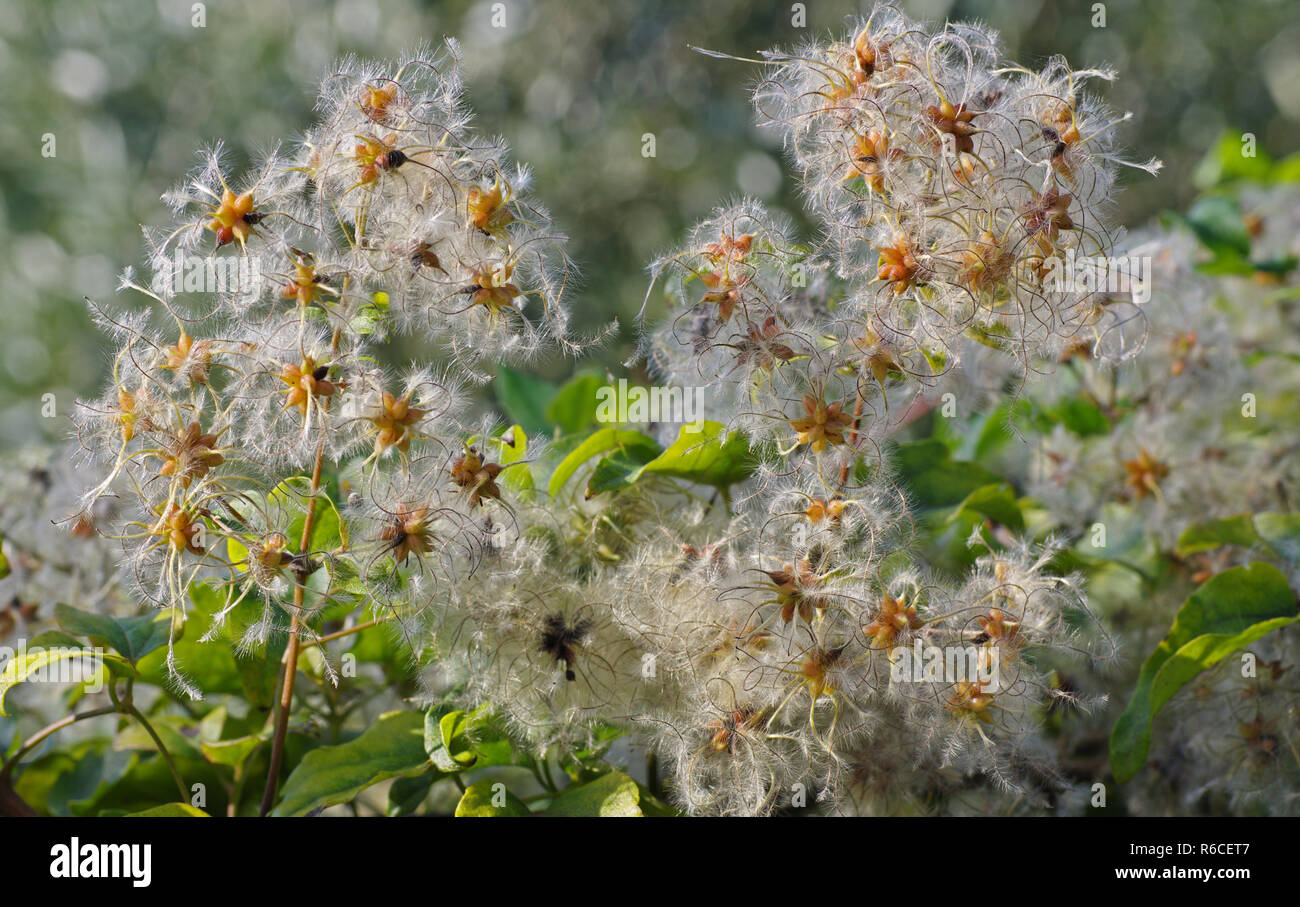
[200,734,266,769]
[0,644,109,716]
[135,583,258,699]
[584,421,758,497]
[957,400,1032,461]
[1036,396,1111,437]
[1174,513,1261,557]
[115,715,204,763]
[233,633,286,712]
[12,738,116,816]
[1193,131,1274,190]
[1110,563,1299,783]
[1174,511,1300,560]
[561,723,626,779]
[947,483,1025,533]
[1254,511,1300,556]
[636,421,757,489]
[435,710,479,770]
[226,536,250,573]
[70,749,227,817]
[547,428,661,497]
[1273,150,1300,183]
[0,532,9,580]
[545,371,604,435]
[1182,194,1252,274]
[891,439,1001,508]
[386,772,436,816]
[636,784,681,817]
[126,802,210,817]
[454,780,531,817]
[424,704,516,772]
[543,770,642,816]
[965,321,1014,352]
[272,710,429,816]
[54,604,172,664]
[459,709,517,768]
[496,425,534,492]
[494,364,557,436]
[347,291,391,336]
[267,477,346,553]
[586,445,664,496]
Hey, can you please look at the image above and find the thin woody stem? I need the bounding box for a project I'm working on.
[123,702,189,802]
[301,618,384,649]
[260,325,342,816]
[259,435,326,816]
[0,705,118,785]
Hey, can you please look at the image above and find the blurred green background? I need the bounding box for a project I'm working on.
[1,0,1297,447]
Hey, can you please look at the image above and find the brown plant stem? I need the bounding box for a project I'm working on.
[0,775,36,817]
[260,323,343,816]
[301,618,384,649]
[259,436,326,816]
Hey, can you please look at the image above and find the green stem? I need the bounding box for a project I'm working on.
[0,705,118,784]
[123,702,189,802]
